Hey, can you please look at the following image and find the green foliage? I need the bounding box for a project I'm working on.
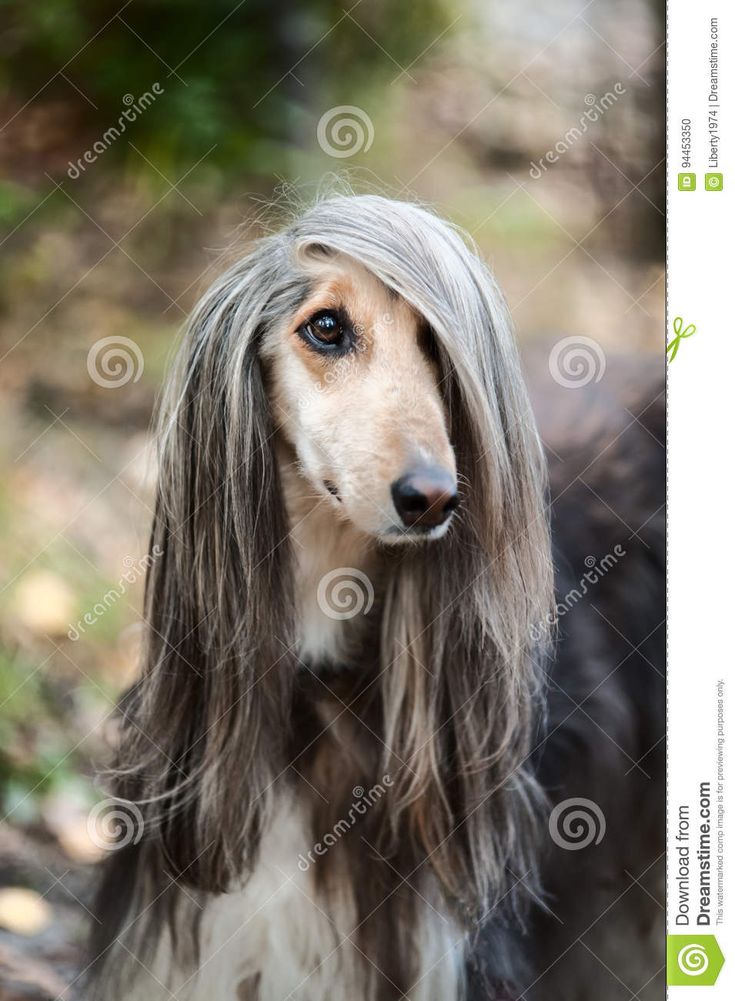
[0,180,38,226]
[0,651,79,817]
[2,0,451,179]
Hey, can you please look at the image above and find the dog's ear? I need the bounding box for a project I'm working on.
[117,254,296,892]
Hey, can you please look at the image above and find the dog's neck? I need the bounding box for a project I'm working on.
[278,452,381,668]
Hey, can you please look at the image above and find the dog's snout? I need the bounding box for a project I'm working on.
[391,467,458,529]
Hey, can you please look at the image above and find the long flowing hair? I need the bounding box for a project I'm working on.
[92,194,554,995]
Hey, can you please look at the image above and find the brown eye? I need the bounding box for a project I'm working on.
[297,309,351,353]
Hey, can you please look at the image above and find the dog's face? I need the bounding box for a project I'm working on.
[264,254,458,542]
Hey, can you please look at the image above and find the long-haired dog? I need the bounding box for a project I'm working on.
[89,195,664,1001]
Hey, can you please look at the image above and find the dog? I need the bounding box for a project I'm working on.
[87,194,664,1001]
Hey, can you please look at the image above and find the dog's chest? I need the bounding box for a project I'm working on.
[167,792,465,1001]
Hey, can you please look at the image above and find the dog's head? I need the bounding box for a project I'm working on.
[162,194,545,551]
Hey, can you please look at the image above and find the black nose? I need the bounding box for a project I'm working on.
[390,467,459,529]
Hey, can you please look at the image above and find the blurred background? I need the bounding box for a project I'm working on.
[0,0,663,996]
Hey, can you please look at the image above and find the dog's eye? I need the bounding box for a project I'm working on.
[298,309,347,351]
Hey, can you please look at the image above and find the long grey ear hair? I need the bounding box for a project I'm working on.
[88,234,316,994]
[102,237,308,901]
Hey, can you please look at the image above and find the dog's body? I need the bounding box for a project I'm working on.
[521,364,665,1001]
[88,196,664,1001]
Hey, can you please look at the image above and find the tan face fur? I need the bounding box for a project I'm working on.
[264,254,457,543]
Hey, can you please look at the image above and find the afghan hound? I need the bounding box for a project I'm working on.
[88,194,665,1001]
